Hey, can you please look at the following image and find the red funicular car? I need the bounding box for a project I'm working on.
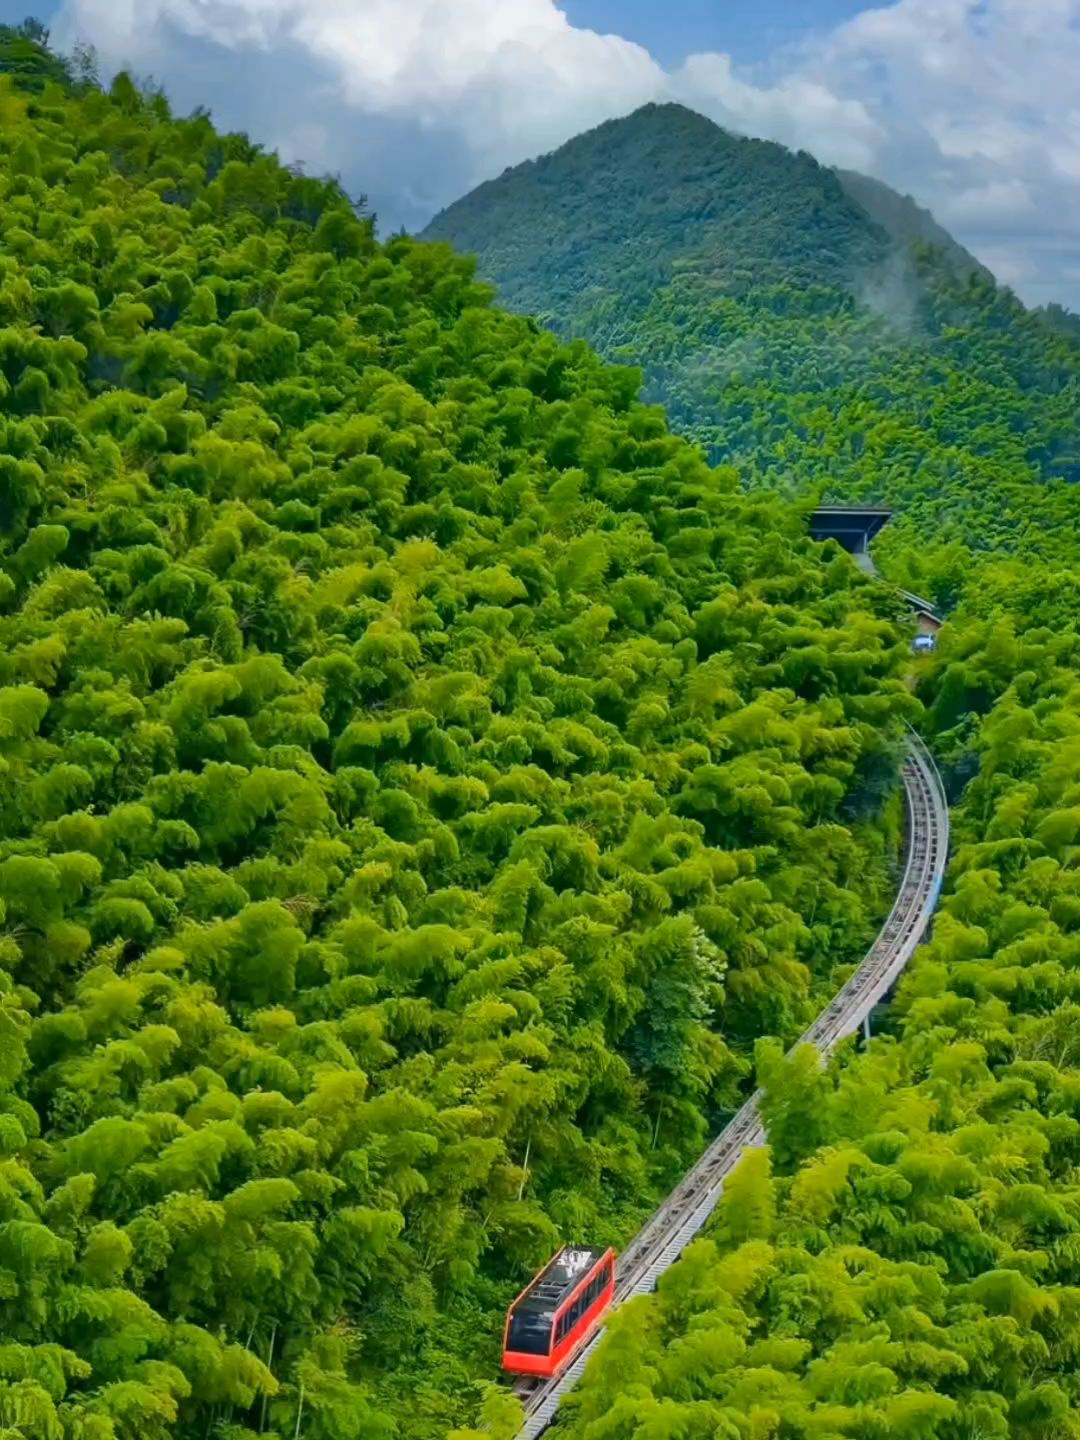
[502,1245,616,1379]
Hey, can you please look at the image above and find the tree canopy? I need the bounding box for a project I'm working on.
[9,27,1080,1440]
[427,77,1080,1440]
[425,102,1080,604]
[562,580,1080,1440]
[0,42,921,1440]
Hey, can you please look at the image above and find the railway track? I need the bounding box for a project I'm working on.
[513,730,950,1439]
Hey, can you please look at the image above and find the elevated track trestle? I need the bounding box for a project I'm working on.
[514,731,950,1439]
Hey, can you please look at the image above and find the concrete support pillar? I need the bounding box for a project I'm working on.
[862,1012,872,1043]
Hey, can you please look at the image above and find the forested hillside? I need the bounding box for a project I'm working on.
[425,90,1080,1440]
[557,567,1080,1440]
[424,104,1080,606]
[0,39,918,1440]
[426,105,895,327]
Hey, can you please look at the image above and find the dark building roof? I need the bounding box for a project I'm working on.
[807,509,945,627]
[515,1246,606,1314]
[808,505,893,552]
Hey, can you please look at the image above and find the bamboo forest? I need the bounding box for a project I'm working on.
[2,20,1080,1440]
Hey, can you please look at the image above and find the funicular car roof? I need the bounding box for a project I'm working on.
[516,1245,607,1314]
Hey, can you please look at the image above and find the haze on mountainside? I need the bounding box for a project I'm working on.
[425,102,1080,609]
[426,104,988,321]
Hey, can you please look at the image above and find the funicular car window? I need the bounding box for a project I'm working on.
[508,1309,553,1355]
[552,1257,615,1349]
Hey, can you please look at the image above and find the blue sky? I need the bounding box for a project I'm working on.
[7,0,873,65]
[5,0,883,66]
[6,0,1079,310]
[0,0,57,24]
[562,0,870,67]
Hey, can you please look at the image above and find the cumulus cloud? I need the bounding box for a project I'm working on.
[50,0,1080,309]
[54,1,662,172]
[975,245,1038,287]
[939,179,1036,227]
[672,51,884,170]
[807,0,1080,304]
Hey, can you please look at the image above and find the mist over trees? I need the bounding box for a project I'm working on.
[425,103,1080,611]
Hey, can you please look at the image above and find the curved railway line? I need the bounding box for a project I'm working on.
[513,729,950,1439]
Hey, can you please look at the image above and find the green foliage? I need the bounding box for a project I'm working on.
[554,469,1080,1440]
[425,103,1080,592]
[0,40,915,1440]
[567,630,1080,1428]
[429,94,1080,1440]
[0,21,73,92]
[565,601,1080,1429]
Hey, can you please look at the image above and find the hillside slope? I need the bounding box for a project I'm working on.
[426,104,896,328]
[7,32,1080,1440]
[0,56,918,1440]
[425,104,1080,604]
[428,103,1080,1440]
[833,167,990,283]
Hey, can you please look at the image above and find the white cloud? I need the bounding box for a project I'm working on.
[51,0,1080,309]
[974,246,1037,286]
[55,0,665,181]
[800,0,1080,304]
[671,52,884,170]
[51,0,877,189]
[939,178,1036,226]
[929,116,1035,167]
[272,119,333,173]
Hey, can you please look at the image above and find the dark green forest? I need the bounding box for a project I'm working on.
[426,87,1080,1440]
[424,104,1080,611]
[5,23,1080,1440]
[0,30,923,1440]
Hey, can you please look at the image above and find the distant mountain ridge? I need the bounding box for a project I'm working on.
[833,168,990,283]
[423,102,1080,599]
[423,103,983,332]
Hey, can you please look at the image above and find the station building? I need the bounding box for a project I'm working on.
[808,505,943,651]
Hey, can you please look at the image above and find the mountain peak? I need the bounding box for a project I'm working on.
[424,102,904,329]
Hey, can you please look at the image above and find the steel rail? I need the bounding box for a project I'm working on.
[514,731,950,1439]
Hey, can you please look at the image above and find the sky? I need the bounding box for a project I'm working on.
[5,0,1078,310]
